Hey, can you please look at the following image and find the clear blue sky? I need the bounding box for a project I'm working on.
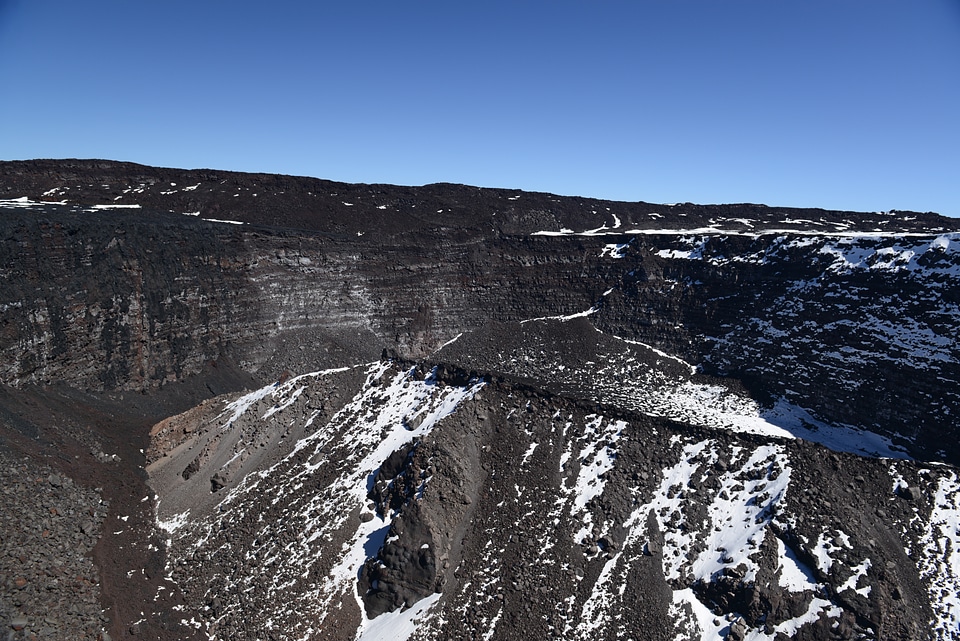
[2,1,958,215]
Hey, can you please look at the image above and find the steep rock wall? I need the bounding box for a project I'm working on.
[1,199,958,463]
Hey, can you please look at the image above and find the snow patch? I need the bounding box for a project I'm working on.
[156,509,190,535]
[203,218,245,225]
[356,593,442,641]
[776,538,819,592]
[917,472,960,640]
[520,306,598,324]
[600,242,629,258]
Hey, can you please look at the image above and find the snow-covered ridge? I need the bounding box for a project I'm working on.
[464,319,910,460]
[145,355,960,641]
[154,362,484,641]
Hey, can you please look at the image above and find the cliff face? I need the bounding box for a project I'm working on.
[1,160,959,641]
[0,205,606,389]
[2,163,957,462]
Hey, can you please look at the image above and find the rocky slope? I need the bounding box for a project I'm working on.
[1,159,958,640]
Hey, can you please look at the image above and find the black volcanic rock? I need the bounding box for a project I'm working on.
[1,160,959,641]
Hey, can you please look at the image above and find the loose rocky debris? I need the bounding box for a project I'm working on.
[0,451,109,640]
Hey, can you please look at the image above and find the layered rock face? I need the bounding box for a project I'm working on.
[2,161,958,462]
[1,160,959,641]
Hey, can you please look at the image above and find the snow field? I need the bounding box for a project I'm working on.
[600,242,630,258]
[916,472,960,641]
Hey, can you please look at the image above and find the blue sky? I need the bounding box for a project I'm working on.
[1,1,958,216]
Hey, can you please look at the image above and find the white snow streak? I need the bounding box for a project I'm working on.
[357,593,442,641]
[917,472,960,640]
